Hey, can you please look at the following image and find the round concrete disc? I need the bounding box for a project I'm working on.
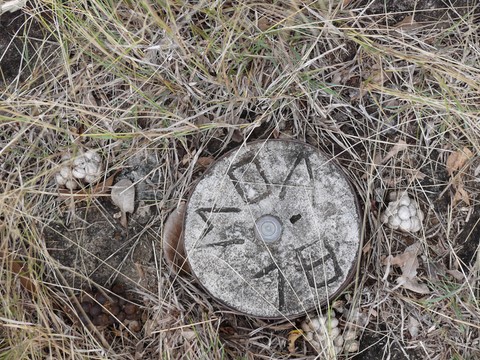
[183,140,361,318]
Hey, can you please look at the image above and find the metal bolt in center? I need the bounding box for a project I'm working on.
[255,215,282,243]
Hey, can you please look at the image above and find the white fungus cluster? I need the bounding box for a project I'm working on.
[55,150,103,190]
[381,193,424,233]
[301,311,359,355]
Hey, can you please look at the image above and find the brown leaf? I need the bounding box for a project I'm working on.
[446,269,466,281]
[287,330,303,354]
[258,17,271,31]
[452,180,470,206]
[163,202,190,274]
[385,242,430,294]
[394,15,421,30]
[399,277,430,294]
[446,147,473,177]
[1,252,36,293]
[379,140,408,165]
[231,129,244,143]
[407,315,420,339]
[196,156,214,169]
[405,169,426,181]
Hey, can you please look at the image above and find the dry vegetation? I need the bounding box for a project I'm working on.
[1,0,480,359]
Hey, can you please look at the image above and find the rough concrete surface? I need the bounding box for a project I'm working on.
[183,140,362,318]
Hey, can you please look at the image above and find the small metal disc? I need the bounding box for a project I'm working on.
[183,140,361,318]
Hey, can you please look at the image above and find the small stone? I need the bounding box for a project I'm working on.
[334,334,344,347]
[398,195,411,206]
[123,303,137,315]
[344,330,357,341]
[55,173,66,186]
[90,304,102,317]
[398,206,410,221]
[117,312,126,322]
[60,166,72,179]
[128,320,142,332]
[72,168,86,179]
[329,318,339,329]
[330,327,340,338]
[85,162,99,176]
[64,179,77,190]
[345,340,359,353]
[310,318,322,331]
[84,174,97,184]
[301,321,311,333]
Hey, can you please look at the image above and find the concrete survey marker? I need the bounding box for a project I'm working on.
[183,140,361,318]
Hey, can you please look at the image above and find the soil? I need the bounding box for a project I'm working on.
[43,153,165,290]
[353,329,424,360]
[359,0,479,24]
[0,9,46,86]
[456,209,480,269]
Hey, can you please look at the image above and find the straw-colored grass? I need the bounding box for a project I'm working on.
[1,0,479,359]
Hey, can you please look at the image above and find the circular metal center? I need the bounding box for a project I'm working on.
[255,215,282,243]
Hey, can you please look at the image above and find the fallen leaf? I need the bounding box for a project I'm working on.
[181,330,196,341]
[231,129,244,143]
[446,147,473,177]
[83,91,98,107]
[398,276,430,294]
[370,62,390,88]
[407,315,420,339]
[446,269,466,281]
[0,252,36,293]
[379,140,408,165]
[287,329,303,354]
[405,169,426,181]
[111,179,135,228]
[362,241,372,254]
[384,242,430,294]
[257,17,271,31]
[452,179,470,206]
[163,202,190,274]
[196,156,214,169]
[395,15,422,31]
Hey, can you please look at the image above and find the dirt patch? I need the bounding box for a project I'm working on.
[0,9,44,85]
[360,0,479,24]
[43,154,164,290]
[456,209,480,269]
[353,329,424,360]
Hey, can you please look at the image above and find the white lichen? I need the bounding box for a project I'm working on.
[55,150,103,190]
[381,193,424,233]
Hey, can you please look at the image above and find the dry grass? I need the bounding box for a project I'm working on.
[1,0,480,359]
